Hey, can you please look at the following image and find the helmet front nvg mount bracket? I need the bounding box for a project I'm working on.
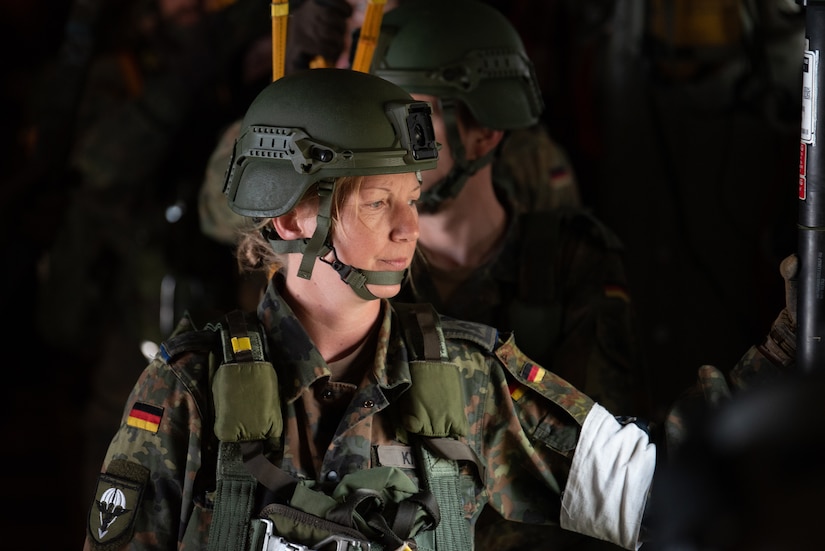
[370,0,544,213]
[222,69,438,300]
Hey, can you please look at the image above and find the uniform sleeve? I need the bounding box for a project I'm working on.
[560,403,655,550]
[729,344,789,391]
[483,335,655,550]
[84,356,210,550]
[552,213,648,417]
[496,125,582,212]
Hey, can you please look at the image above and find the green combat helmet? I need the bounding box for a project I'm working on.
[223,68,438,300]
[370,0,544,212]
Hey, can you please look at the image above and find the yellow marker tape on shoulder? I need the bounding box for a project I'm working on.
[231,336,253,353]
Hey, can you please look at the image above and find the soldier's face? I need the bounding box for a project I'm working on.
[328,172,421,298]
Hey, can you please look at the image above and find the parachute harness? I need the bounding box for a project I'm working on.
[205,306,473,551]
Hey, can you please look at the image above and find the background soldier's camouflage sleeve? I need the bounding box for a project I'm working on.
[198,119,253,245]
[550,214,648,419]
[495,124,582,213]
[85,351,213,550]
[665,344,791,454]
[729,343,790,390]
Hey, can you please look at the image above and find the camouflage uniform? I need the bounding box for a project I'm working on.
[198,119,251,246]
[86,272,654,550]
[495,124,582,213]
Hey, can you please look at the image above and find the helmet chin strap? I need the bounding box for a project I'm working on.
[265,179,407,301]
[318,244,408,301]
[416,99,495,214]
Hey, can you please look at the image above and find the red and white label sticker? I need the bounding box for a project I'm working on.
[799,142,807,200]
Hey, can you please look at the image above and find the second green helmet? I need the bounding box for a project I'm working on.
[371,0,544,130]
[223,68,439,218]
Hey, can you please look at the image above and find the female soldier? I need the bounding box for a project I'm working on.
[83,68,655,551]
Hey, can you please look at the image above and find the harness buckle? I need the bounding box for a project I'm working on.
[259,519,372,551]
[314,534,372,551]
[260,519,307,551]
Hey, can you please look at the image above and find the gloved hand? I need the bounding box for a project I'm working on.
[286,0,354,73]
[666,254,798,455]
[664,364,731,455]
[757,253,798,369]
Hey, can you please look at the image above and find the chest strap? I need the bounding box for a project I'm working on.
[412,441,472,551]
[208,309,276,551]
[209,442,257,551]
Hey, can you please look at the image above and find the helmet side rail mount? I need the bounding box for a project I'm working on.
[232,126,418,174]
[378,49,537,94]
[224,100,438,188]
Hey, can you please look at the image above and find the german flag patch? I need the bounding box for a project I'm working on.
[604,284,630,303]
[126,402,163,433]
[521,362,546,383]
[509,383,526,402]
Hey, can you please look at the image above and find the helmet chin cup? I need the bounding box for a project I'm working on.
[320,246,408,301]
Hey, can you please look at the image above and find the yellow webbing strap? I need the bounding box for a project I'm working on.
[351,0,387,73]
[271,0,289,81]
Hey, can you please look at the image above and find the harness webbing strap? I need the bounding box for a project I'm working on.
[240,440,297,500]
[208,442,258,551]
[413,306,442,361]
[393,302,447,362]
[423,437,485,481]
[415,443,471,551]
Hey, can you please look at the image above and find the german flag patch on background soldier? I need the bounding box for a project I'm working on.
[87,459,149,551]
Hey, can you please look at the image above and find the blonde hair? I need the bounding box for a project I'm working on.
[234,176,364,276]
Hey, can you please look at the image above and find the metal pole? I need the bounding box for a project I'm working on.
[797,0,825,372]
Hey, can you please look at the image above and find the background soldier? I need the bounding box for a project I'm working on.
[369,1,650,549]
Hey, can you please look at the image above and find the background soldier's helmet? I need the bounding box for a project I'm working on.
[223,68,438,218]
[371,0,544,130]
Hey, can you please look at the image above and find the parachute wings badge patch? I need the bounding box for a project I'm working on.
[87,460,148,550]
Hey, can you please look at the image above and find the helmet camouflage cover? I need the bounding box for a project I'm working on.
[371,0,544,130]
[224,68,439,218]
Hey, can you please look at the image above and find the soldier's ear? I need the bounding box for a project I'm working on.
[270,209,315,240]
[469,127,505,159]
